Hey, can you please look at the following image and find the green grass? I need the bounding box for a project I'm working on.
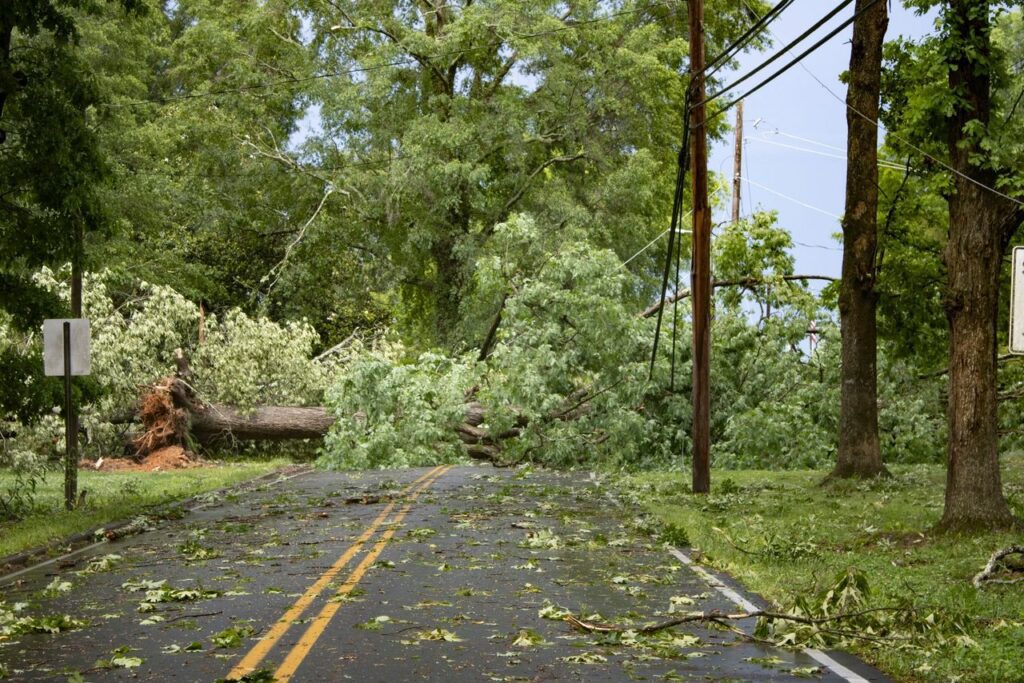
[0,459,289,559]
[628,456,1024,683]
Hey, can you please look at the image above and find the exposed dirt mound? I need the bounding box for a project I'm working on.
[81,446,205,472]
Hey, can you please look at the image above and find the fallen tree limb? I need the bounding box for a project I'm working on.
[973,545,1024,588]
[640,275,839,319]
[191,404,335,442]
[132,346,599,466]
[565,606,908,636]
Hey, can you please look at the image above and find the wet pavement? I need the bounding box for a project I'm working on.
[0,465,887,681]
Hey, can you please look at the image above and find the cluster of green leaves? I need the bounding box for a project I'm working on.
[319,210,949,471]
[320,213,657,470]
[0,266,333,520]
[0,601,86,641]
[322,347,479,470]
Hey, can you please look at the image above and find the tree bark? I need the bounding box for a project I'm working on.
[831,0,888,480]
[191,405,336,442]
[939,0,1020,531]
[141,377,507,462]
[0,20,11,144]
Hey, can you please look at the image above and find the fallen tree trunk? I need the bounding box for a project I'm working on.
[133,342,598,466]
[191,405,335,442]
[135,377,511,464]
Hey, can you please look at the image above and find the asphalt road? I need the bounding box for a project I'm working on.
[0,465,888,682]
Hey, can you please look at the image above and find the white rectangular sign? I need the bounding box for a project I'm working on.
[1011,248,1024,354]
[43,319,91,376]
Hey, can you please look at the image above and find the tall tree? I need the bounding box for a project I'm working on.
[298,0,761,347]
[0,0,138,422]
[938,0,1020,530]
[831,0,889,479]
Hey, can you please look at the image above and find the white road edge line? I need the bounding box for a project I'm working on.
[597,485,872,683]
[0,468,313,588]
[667,546,869,683]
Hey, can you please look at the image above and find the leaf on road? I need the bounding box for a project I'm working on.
[561,652,608,664]
[417,628,463,642]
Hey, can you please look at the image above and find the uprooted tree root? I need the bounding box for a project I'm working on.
[973,546,1024,588]
[133,378,193,459]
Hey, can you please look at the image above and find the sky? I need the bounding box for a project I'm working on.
[708,2,940,284]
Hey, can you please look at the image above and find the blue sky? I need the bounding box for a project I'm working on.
[708,2,939,282]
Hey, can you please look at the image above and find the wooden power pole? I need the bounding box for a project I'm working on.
[688,0,711,494]
[731,100,743,225]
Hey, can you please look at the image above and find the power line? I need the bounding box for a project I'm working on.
[743,176,842,219]
[617,215,693,270]
[794,239,843,251]
[737,0,1024,208]
[698,0,858,109]
[745,135,908,170]
[702,0,885,111]
[753,120,847,152]
[703,0,796,80]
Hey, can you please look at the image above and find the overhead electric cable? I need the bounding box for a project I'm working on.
[700,0,883,111]
[617,214,693,270]
[697,0,856,108]
[649,86,693,381]
[746,135,907,169]
[754,120,847,152]
[737,0,1024,208]
[743,176,842,218]
[670,198,684,391]
[702,0,797,79]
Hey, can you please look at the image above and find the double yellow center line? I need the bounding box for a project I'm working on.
[228,465,450,682]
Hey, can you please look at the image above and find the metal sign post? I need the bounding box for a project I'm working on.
[43,319,91,510]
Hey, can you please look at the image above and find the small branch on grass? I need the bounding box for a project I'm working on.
[973,545,1024,588]
[343,494,394,505]
[383,625,422,636]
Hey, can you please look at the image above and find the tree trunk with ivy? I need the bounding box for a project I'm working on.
[939,0,1021,531]
[832,0,888,480]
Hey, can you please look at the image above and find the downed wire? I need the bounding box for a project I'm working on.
[648,87,692,381]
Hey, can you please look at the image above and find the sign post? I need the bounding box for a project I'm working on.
[43,319,91,510]
[1011,247,1024,356]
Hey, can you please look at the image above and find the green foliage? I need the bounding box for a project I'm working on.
[1,267,333,474]
[321,213,656,469]
[322,348,478,470]
[0,601,87,639]
[319,211,948,471]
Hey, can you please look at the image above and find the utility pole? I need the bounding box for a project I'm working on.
[688,0,711,494]
[731,101,744,225]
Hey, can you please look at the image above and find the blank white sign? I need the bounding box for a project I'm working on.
[1012,248,1024,355]
[43,319,91,376]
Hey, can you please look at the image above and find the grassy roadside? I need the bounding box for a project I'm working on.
[0,459,290,560]
[627,455,1024,683]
